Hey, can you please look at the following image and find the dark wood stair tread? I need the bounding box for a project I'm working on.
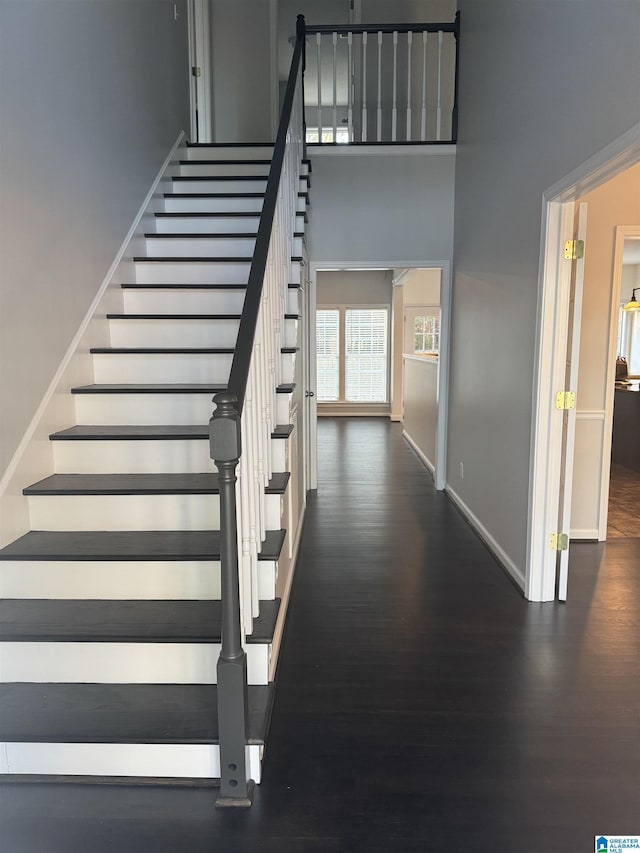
[121,283,247,290]
[89,347,235,355]
[71,384,226,394]
[276,383,295,394]
[0,599,280,643]
[172,176,267,182]
[51,424,293,441]
[23,471,290,496]
[0,683,273,745]
[163,193,265,199]
[0,529,285,562]
[105,314,241,320]
[178,159,271,166]
[186,142,273,147]
[132,256,253,263]
[144,233,257,239]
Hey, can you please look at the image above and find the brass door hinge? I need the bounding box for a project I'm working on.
[564,239,584,260]
[555,391,576,410]
[550,533,569,551]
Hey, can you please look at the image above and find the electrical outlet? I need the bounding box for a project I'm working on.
[459,461,464,479]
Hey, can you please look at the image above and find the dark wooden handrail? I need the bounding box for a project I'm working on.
[224,16,305,416]
[305,21,459,36]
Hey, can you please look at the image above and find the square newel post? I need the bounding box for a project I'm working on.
[210,391,253,807]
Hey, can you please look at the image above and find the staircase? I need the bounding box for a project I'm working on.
[0,141,310,788]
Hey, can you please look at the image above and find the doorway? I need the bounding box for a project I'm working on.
[307,261,451,491]
[527,124,640,603]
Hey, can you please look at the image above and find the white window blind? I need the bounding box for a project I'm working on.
[316,309,340,401]
[345,309,388,402]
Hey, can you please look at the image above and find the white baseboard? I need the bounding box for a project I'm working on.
[403,430,435,477]
[445,485,526,592]
[570,528,600,541]
[269,498,306,679]
[0,132,186,548]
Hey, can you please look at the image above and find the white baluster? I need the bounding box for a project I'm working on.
[392,31,398,142]
[316,33,322,140]
[362,31,367,142]
[406,31,412,141]
[376,31,382,142]
[421,30,428,141]
[347,32,353,141]
[437,30,443,141]
[332,32,338,142]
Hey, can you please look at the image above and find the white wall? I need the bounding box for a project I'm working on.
[309,151,455,263]
[210,0,273,141]
[571,163,640,538]
[449,0,640,577]
[0,0,189,477]
[403,357,438,471]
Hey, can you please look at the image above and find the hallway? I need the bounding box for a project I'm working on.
[1,419,638,852]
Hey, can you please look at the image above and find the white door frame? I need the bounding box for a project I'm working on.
[187,0,212,143]
[308,259,452,492]
[526,122,640,602]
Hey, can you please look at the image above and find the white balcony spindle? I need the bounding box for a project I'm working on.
[421,30,428,141]
[347,32,353,141]
[376,31,382,142]
[392,31,398,142]
[332,32,338,142]
[406,31,412,141]
[362,31,368,142]
[316,33,322,140]
[436,30,443,141]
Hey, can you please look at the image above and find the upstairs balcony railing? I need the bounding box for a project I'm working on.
[301,14,460,145]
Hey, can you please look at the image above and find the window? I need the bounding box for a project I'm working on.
[413,315,440,354]
[316,307,389,403]
[316,309,340,401]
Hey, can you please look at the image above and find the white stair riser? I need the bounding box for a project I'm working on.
[52,438,215,474]
[27,492,282,532]
[154,216,304,235]
[109,318,240,349]
[0,559,276,600]
[164,196,264,214]
[290,260,301,284]
[281,353,296,384]
[134,261,250,285]
[276,394,292,424]
[292,236,303,257]
[180,162,270,177]
[52,437,288,474]
[0,642,270,685]
[0,743,262,783]
[287,289,299,314]
[123,289,245,314]
[283,317,298,348]
[75,394,221,426]
[155,215,261,234]
[92,353,233,384]
[186,146,273,161]
[145,236,256,258]
[172,179,267,194]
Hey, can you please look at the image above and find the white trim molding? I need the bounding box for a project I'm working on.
[446,486,526,592]
[403,430,435,477]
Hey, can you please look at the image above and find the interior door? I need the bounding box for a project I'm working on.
[557,203,588,601]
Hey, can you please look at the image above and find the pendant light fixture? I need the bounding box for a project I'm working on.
[623,287,640,311]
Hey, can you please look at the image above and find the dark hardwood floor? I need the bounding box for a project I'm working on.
[1,418,638,853]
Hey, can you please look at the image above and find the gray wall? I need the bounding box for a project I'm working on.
[448,0,640,573]
[0,0,189,476]
[211,0,273,141]
[309,152,455,263]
